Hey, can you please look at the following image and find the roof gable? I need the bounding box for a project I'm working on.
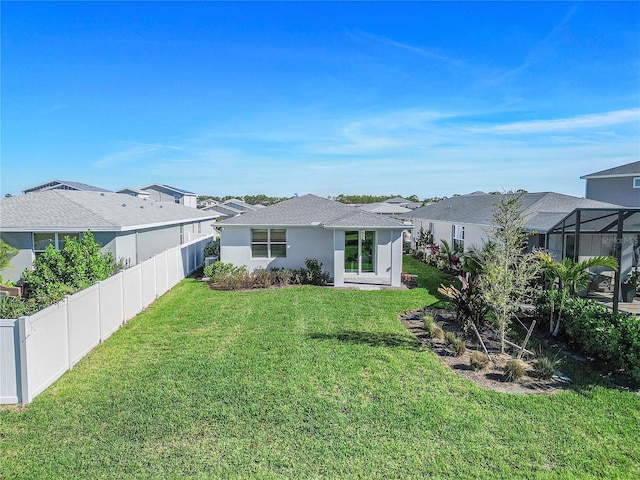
[22,180,111,194]
[141,184,196,196]
[581,161,640,179]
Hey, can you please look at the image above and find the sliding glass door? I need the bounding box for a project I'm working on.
[345,231,375,274]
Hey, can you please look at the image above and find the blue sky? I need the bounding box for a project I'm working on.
[2,1,639,199]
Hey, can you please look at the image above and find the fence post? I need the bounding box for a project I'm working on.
[64,296,72,370]
[17,316,30,404]
[97,281,103,343]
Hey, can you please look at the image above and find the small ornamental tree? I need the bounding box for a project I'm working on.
[478,194,540,353]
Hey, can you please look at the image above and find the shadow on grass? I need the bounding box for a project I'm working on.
[307,330,421,350]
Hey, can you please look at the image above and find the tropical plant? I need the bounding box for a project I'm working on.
[0,239,18,272]
[536,252,618,336]
[439,239,462,272]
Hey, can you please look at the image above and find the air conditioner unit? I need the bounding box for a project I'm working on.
[204,256,219,267]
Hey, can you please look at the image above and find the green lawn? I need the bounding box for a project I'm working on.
[1,262,639,478]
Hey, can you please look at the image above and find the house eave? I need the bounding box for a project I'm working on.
[0,215,220,234]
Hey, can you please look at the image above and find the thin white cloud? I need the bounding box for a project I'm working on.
[351,31,463,67]
[468,109,640,135]
[94,142,183,168]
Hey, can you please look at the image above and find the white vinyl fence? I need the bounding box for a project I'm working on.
[0,235,213,405]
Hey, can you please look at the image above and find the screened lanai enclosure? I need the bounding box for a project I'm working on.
[546,208,640,313]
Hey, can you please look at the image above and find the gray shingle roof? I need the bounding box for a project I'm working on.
[404,192,623,232]
[580,161,640,179]
[358,202,413,215]
[22,180,111,194]
[141,184,196,195]
[218,194,407,229]
[0,191,219,232]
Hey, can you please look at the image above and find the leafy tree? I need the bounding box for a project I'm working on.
[478,195,540,353]
[536,252,618,336]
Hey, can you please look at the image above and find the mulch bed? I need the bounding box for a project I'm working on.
[399,307,574,395]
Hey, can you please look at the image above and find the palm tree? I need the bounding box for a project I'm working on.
[536,252,618,336]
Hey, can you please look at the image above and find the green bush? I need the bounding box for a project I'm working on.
[204,239,220,258]
[21,231,114,311]
[428,323,444,340]
[470,351,490,371]
[504,358,526,381]
[535,292,640,381]
[422,315,434,328]
[444,331,466,356]
[291,259,331,286]
[203,261,237,281]
[534,353,561,380]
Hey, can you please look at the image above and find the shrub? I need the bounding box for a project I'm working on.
[503,358,526,382]
[444,331,466,356]
[291,259,331,286]
[444,331,456,345]
[422,315,435,328]
[451,338,466,356]
[535,292,640,381]
[270,268,292,287]
[428,324,444,340]
[204,261,237,282]
[534,353,561,380]
[0,296,27,318]
[204,239,220,258]
[21,231,114,311]
[470,351,490,371]
[251,268,272,289]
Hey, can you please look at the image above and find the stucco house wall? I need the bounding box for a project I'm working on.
[220,226,336,274]
[412,218,488,252]
[585,177,639,207]
[220,225,404,287]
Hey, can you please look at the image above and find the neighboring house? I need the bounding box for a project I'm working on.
[201,199,266,220]
[581,161,640,207]
[140,184,198,208]
[201,202,244,220]
[22,180,111,194]
[222,198,266,212]
[405,192,623,259]
[0,191,220,282]
[217,194,409,287]
[358,202,414,217]
[384,196,422,210]
[116,187,151,199]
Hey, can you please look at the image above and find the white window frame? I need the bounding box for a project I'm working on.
[633,177,640,188]
[452,225,465,252]
[33,232,81,256]
[251,228,287,258]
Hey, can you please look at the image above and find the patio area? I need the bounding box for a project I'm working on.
[587,290,640,316]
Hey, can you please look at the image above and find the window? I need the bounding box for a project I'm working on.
[33,232,81,257]
[452,225,465,252]
[251,228,286,258]
[634,177,640,188]
[174,194,181,204]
